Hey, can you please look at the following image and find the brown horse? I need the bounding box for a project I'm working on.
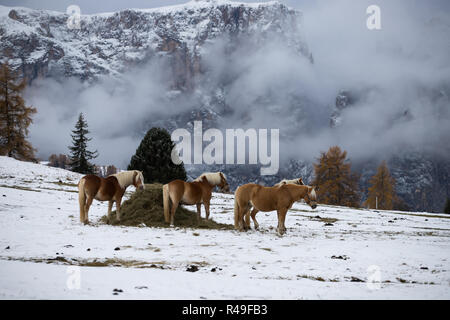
[163,172,230,226]
[234,183,318,235]
[78,170,144,224]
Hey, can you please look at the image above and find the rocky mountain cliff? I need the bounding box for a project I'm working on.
[0,1,448,213]
[0,0,309,85]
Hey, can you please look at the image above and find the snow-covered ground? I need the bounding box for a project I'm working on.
[0,156,449,299]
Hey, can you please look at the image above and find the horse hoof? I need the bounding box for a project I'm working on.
[83,220,89,225]
[170,224,174,228]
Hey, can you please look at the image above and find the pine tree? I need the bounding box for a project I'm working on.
[128,127,187,184]
[364,161,397,210]
[68,113,98,174]
[0,62,37,161]
[312,146,360,207]
[444,198,450,214]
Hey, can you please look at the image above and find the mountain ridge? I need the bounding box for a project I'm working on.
[0,1,309,84]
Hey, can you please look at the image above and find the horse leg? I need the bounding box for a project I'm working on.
[204,201,210,220]
[250,208,260,230]
[276,210,280,233]
[107,200,114,223]
[196,203,201,222]
[78,179,86,223]
[276,208,288,235]
[170,200,179,227]
[242,206,251,231]
[244,207,251,230]
[79,193,86,223]
[84,196,94,225]
[116,196,123,221]
[236,203,245,232]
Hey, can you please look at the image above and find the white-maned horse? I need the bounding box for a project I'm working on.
[78,170,145,224]
[163,172,230,226]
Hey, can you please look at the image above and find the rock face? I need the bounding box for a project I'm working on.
[0,1,448,212]
[0,0,309,85]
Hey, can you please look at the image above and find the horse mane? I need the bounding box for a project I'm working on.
[309,186,317,199]
[111,170,141,189]
[274,178,303,187]
[194,172,226,186]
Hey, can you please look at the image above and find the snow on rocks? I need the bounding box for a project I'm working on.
[0,0,309,81]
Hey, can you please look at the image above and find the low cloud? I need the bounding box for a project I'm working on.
[25,0,450,169]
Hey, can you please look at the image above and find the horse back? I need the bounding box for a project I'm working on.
[238,183,292,211]
[235,183,261,203]
[81,175,101,194]
[81,175,121,201]
[169,180,204,204]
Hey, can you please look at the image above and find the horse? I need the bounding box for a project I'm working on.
[162,172,230,226]
[273,177,304,187]
[234,183,318,235]
[77,170,145,224]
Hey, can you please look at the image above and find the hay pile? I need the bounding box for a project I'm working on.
[101,183,233,230]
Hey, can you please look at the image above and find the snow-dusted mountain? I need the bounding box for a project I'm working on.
[0,0,310,84]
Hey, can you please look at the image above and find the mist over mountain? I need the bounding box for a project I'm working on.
[0,0,449,211]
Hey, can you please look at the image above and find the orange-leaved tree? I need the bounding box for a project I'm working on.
[312,146,360,207]
[364,160,397,210]
[0,62,37,161]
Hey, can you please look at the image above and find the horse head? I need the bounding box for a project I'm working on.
[218,172,230,193]
[133,171,145,190]
[304,186,318,209]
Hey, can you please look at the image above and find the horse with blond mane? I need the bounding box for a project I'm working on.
[273,177,304,187]
[163,172,230,226]
[234,183,318,235]
[78,170,145,224]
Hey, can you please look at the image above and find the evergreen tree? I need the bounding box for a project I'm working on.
[444,198,450,214]
[68,113,98,174]
[128,127,186,183]
[0,62,37,161]
[364,161,397,210]
[312,146,360,207]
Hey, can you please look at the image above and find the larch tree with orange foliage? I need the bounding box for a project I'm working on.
[364,161,397,210]
[0,62,36,161]
[312,146,360,207]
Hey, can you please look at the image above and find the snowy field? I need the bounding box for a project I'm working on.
[0,156,449,299]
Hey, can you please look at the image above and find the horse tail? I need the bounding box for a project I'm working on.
[78,178,86,223]
[163,183,170,223]
[234,193,240,230]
